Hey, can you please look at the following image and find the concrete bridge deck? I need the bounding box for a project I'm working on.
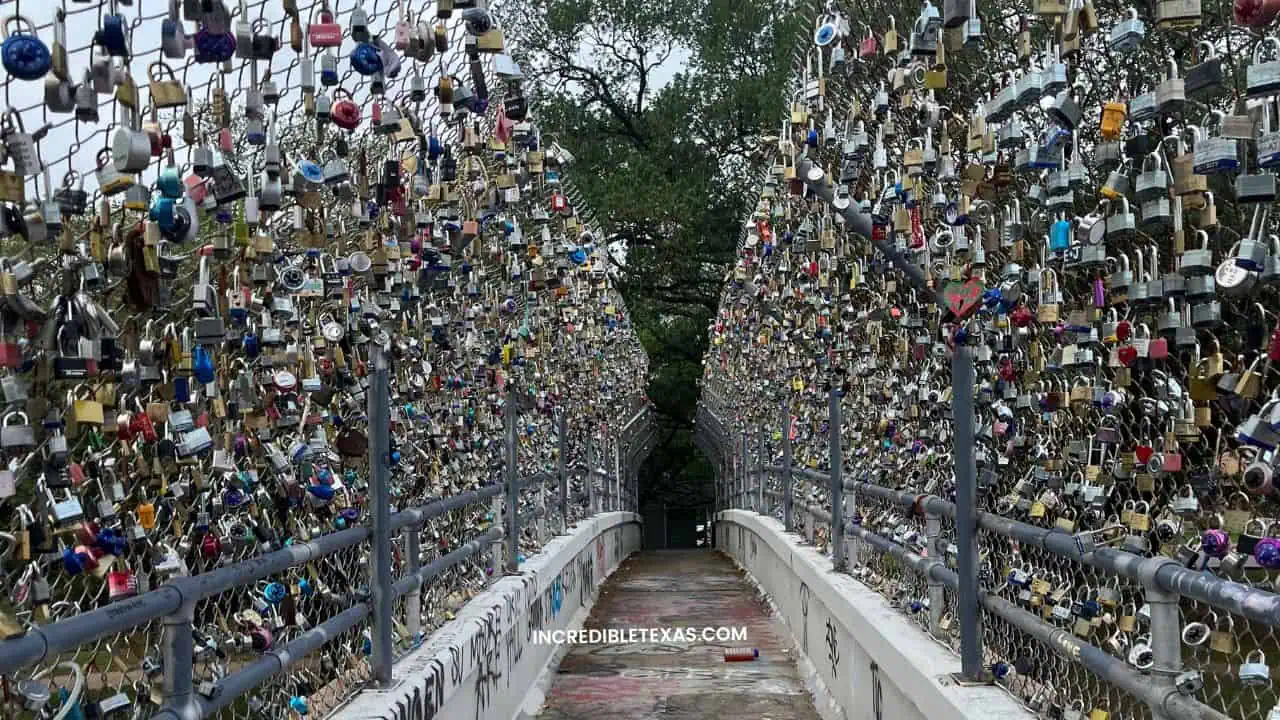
[534,550,824,720]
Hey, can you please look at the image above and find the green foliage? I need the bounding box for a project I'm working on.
[503,0,805,507]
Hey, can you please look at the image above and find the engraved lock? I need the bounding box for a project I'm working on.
[1194,111,1240,174]
[1248,37,1280,98]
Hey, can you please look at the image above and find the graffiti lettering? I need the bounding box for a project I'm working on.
[826,618,840,677]
[470,607,504,720]
[449,645,464,687]
[799,582,810,653]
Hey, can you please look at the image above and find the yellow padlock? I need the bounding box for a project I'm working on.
[1090,709,1110,720]
[1099,101,1127,139]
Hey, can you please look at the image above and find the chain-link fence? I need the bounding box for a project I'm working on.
[700,0,1280,715]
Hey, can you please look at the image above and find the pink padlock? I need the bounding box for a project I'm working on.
[308,6,343,47]
[184,175,208,204]
[107,569,139,601]
[218,127,234,153]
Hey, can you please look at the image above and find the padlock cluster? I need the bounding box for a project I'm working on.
[704,0,1280,716]
[0,0,650,716]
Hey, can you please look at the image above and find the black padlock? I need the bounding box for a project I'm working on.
[506,94,527,121]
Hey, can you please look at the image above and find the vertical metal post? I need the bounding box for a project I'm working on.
[404,524,422,642]
[1143,558,1183,720]
[952,345,982,681]
[558,412,568,531]
[369,349,394,686]
[757,430,765,513]
[159,601,195,717]
[505,387,520,574]
[829,388,845,572]
[782,402,793,533]
[739,431,748,509]
[926,512,944,637]
[613,437,621,512]
[586,432,595,515]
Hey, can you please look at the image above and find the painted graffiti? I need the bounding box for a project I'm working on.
[576,552,595,607]
[470,606,504,719]
[396,658,445,720]
[799,582,810,653]
[449,645,464,687]
[826,618,840,678]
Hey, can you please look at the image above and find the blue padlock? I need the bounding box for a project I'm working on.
[2,16,52,81]
[173,375,190,403]
[350,42,383,75]
[193,345,215,384]
[96,14,132,58]
[1050,216,1072,252]
[150,196,177,232]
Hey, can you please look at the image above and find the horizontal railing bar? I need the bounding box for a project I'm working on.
[0,524,372,674]
[393,526,504,599]
[388,484,505,532]
[840,521,1230,720]
[155,604,372,720]
[770,462,1280,630]
[0,485,516,674]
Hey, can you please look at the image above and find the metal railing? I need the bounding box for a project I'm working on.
[0,362,651,718]
[704,394,1280,720]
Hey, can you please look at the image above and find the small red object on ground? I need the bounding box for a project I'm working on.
[723,647,759,662]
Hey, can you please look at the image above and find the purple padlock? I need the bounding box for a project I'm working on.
[1201,528,1231,558]
[193,25,235,63]
[1254,537,1280,569]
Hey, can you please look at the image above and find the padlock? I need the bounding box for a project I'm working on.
[2,16,52,81]
[1249,37,1280,98]
[1107,9,1144,52]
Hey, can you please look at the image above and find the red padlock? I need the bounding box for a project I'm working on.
[107,569,139,601]
[332,89,361,130]
[1117,344,1138,366]
[1268,324,1280,362]
[0,336,22,368]
[201,532,222,558]
[308,6,343,47]
[132,412,158,442]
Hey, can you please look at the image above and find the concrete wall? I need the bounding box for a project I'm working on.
[716,510,1033,720]
[331,511,643,720]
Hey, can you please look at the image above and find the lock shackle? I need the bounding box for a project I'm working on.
[1255,36,1280,64]
[147,61,180,84]
[3,15,39,40]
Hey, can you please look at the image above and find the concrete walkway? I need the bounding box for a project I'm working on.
[535,550,824,720]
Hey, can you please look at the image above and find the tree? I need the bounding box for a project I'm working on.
[501,0,807,509]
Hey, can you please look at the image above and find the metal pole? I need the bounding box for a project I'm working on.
[952,344,982,681]
[404,524,421,643]
[159,601,195,719]
[782,402,793,533]
[558,412,568,531]
[505,386,520,574]
[586,433,595,515]
[829,388,845,572]
[614,437,621,512]
[926,511,944,638]
[739,431,748,509]
[757,430,765,513]
[369,348,394,687]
